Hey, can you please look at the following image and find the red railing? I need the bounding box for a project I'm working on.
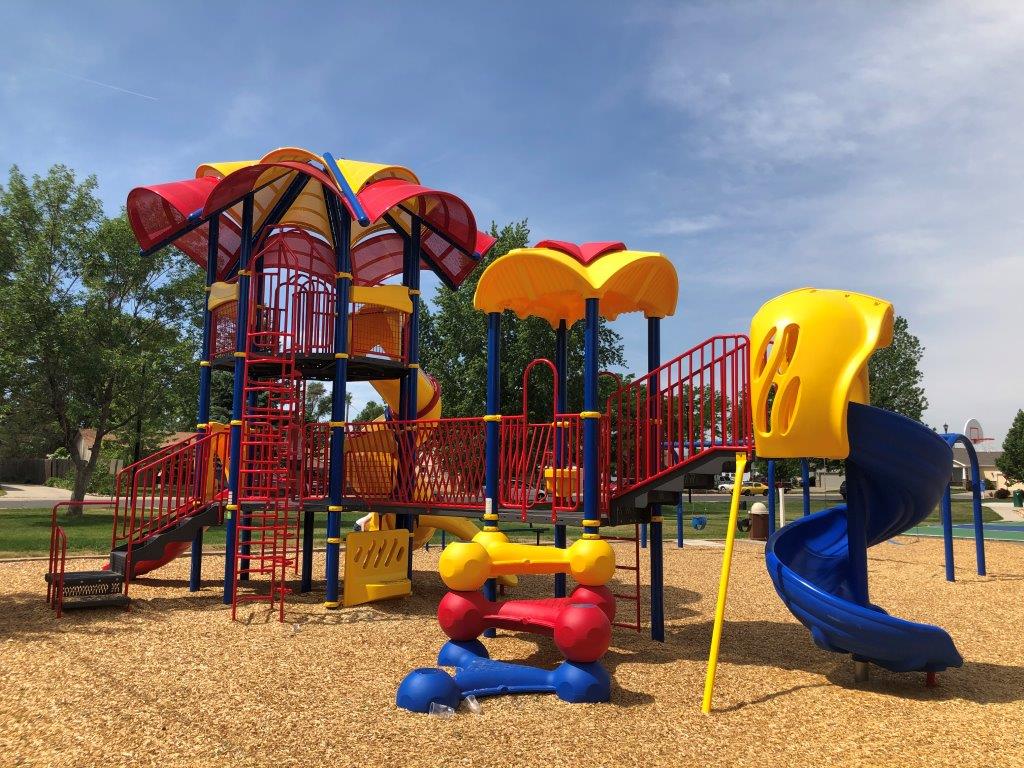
[112,431,228,584]
[47,500,116,617]
[300,421,331,500]
[606,334,752,497]
[342,417,487,510]
[211,290,409,364]
[499,414,586,520]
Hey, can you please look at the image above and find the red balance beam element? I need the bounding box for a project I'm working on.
[438,585,615,663]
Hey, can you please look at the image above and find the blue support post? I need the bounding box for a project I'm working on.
[647,316,665,642]
[483,312,502,635]
[845,460,870,606]
[941,482,955,582]
[582,299,601,529]
[966,443,987,577]
[675,493,684,548]
[189,529,203,591]
[300,508,314,592]
[801,458,811,516]
[553,319,569,598]
[767,459,777,536]
[398,218,422,578]
[191,214,219,593]
[324,192,353,608]
[223,196,254,604]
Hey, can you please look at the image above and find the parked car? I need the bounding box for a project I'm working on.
[775,480,793,494]
[741,481,769,496]
[717,482,733,492]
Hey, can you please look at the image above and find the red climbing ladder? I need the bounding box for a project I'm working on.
[605,524,642,632]
[231,323,302,621]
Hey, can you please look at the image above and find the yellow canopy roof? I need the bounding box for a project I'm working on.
[473,244,678,326]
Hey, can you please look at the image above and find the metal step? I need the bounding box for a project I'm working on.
[62,594,131,611]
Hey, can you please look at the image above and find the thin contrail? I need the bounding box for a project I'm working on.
[45,68,158,101]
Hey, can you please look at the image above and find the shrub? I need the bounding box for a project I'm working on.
[994,488,1011,499]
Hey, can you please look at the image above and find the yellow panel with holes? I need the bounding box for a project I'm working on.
[343,529,412,606]
[749,287,893,459]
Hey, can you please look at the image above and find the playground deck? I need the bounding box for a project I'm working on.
[3,536,1022,768]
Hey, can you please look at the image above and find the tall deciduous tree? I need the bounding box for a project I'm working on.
[996,409,1024,486]
[420,221,627,423]
[868,315,929,422]
[0,165,203,510]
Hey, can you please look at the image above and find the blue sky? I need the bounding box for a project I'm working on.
[1,2,1021,443]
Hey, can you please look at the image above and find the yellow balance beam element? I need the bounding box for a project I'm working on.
[701,451,748,714]
[438,529,615,592]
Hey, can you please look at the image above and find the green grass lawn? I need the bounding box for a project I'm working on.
[0,498,1004,557]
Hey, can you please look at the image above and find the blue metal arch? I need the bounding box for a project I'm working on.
[939,432,987,580]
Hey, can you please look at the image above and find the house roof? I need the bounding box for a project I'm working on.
[953,444,1003,468]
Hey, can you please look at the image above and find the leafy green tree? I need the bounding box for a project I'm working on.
[421,221,627,423]
[996,409,1024,486]
[354,400,386,421]
[868,315,928,421]
[0,165,203,511]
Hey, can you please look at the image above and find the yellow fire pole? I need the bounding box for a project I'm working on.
[701,451,748,713]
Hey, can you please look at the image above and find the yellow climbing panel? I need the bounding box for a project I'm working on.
[749,287,894,459]
[342,529,412,607]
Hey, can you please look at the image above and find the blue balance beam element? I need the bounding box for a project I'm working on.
[396,640,611,713]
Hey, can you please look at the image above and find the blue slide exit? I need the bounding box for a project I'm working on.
[765,402,963,673]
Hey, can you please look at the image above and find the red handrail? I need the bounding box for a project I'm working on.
[606,334,752,497]
[48,501,116,617]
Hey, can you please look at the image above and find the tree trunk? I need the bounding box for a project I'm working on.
[66,445,102,517]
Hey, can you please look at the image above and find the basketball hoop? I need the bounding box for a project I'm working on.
[963,418,993,445]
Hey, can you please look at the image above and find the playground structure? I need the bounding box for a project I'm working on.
[710,289,964,700]
[38,145,990,716]
[45,149,752,647]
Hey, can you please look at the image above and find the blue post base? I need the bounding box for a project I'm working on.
[396,640,611,713]
[650,515,664,642]
[553,524,567,597]
[483,578,497,638]
[675,493,684,548]
[941,485,955,582]
[189,528,203,592]
[300,509,314,593]
[325,510,341,606]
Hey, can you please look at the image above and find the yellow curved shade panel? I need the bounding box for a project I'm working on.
[207,281,238,311]
[349,284,413,314]
[473,247,678,326]
[334,158,419,191]
[749,287,894,459]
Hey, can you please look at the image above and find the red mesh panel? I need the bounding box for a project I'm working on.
[351,233,406,285]
[202,162,355,223]
[257,229,335,282]
[357,179,488,287]
[126,177,242,276]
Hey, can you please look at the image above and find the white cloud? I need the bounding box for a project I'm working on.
[644,1,1024,443]
[646,214,723,236]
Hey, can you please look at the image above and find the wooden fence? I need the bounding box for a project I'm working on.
[0,458,74,485]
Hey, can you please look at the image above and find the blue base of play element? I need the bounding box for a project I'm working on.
[396,640,611,713]
[765,402,963,673]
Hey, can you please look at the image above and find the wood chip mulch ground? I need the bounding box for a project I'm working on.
[1,535,1021,768]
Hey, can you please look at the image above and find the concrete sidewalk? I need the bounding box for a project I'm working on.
[0,484,108,510]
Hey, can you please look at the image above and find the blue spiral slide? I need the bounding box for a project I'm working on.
[765,402,963,673]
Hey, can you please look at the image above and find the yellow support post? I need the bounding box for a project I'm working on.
[701,451,748,714]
